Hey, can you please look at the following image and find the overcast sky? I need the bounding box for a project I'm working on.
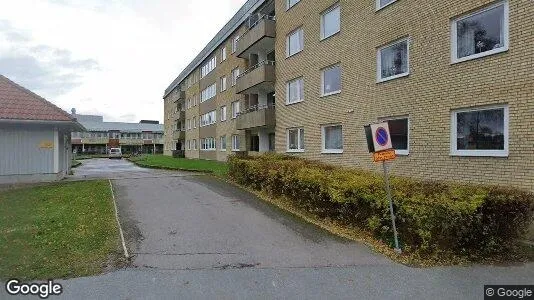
[0,0,246,123]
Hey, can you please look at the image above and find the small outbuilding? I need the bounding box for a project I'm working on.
[0,75,84,184]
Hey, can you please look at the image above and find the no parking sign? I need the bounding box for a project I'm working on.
[370,122,393,152]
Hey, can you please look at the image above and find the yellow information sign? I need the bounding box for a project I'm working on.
[39,141,54,149]
[373,149,396,162]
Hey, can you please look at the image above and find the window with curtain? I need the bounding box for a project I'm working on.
[322,65,341,95]
[322,125,343,153]
[453,2,507,62]
[286,77,304,104]
[378,39,409,81]
[232,135,240,151]
[321,4,340,40]
[220,136,227,151]
[287,28,303,57]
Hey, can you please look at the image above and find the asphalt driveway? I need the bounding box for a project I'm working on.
[13,158,529,299]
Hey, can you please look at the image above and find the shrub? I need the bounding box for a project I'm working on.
[228,154,534,256]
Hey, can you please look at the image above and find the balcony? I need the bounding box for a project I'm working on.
[236,15,276,58]
[174,90,185,101]
[172,130,185,140]
[236,104,276,130]
[236,60,275,94]
[173,109,185,121]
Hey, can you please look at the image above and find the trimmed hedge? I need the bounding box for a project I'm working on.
[228,154,534,256]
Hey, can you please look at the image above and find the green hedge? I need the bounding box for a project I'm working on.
[228,154,534,256]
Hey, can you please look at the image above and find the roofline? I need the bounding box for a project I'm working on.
[0,119,86,131]
[163,0,266,98]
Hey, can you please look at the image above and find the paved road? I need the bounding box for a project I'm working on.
[3,159,532,299]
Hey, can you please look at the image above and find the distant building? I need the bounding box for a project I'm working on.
[0,75,83,184]
[71,110,164,155]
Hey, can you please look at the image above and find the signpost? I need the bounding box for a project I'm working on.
[364,122,401,254]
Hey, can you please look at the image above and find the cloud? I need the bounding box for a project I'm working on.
[0,19,99,98]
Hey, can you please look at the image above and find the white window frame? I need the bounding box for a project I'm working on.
[201,137,216,151]
[376,0,397,11]
[286,27,304,58]
[193,117,197,129]
[321,3,341,40]
[221,106,227,122]
[232,135,240,151]
[377,38,410,83]
[220,136,227,152]
[220,76,227,92]
[232,35,239,53]
[286,0,301,10]
[193,139,197,150]
[231,101,240,119]
[286,77,304,105]
[221,46,227,62]
[450,104,509,157]
[321,64,342,96]
[379,115,410,156]
[321,124,343,154]
[201,83,217,102]
[450,1,509,64]
[231,68,240,86]
[286,127,305,153]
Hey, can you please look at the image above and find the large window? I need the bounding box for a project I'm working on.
[231,68,240,86]
[321,64,341,96]
[322,124,343,153]
[200,83,217,102]
[321,4,340,40]
[221,106,227,122]
[286,77,304,104]
[287,128,305,152]
[287,0,300,10]
[451,105,508,157]
[231,101,240,119]
[377,39,409,82]
[381,117,409,155]
[201,137,216,151]
[286,28,304,57]
[200,110,217,127]
[376,0,397,10]
[452,1,509,63]
[220,136,227,151]
[201,56,216,78]
[232,135,240,151]
[220,76,227,92]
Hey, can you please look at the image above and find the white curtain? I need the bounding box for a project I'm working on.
[457,23,475,58]
[381,42,407,78]
[325,126,342,150]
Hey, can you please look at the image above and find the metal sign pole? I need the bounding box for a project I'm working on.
[382,161,401,254]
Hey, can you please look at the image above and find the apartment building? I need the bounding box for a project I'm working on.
[164,0,533,191]
[71,110,164,155]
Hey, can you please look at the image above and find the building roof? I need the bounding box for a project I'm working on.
[0,75,75,122]
[163,0,266,98]
[78,121,163,133]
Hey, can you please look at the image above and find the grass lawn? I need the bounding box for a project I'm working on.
[0,180,123,280]
[130,154,228,177]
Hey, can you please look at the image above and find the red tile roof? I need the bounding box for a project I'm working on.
[0,74,74,122]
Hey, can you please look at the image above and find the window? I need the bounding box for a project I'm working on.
[287,128,305,152]
[187,140,191,150]
[221,47,227,62]
[232,135,240,151]
[451,1,509,63]
[193,139,197,150]
[187,99,191,109]
[201,83,217,102]
[187,119,191,130]
[376,0,397,10]
[322,124,343,153]
[380,117,409,155]
[201,137,216,151]
[201,56,216,78]
[200,110,217,127]
[232,35,239,53]
[451,105,508,157]
[220,136,227,151]
[377,38,409,82]
[287,0,300,9]
[220,76,227,92]
[321,64,341,96]
[231,101,240,119]
[231,68,240,86]
[321,4,340,40]
[193,117,197,128]
[286,28,304,57]
[221,106,227,122]
[286,77,304,104]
